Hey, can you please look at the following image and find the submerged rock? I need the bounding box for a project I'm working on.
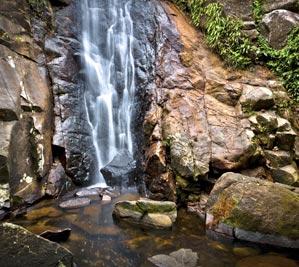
[100,150,136,187]
[113,199,177,229]
[0,223,73,267]
[59,197,91,209]
[206,172,299,248]
[236,254,299,267]
[148,248,199,267]
[40,228,71,243]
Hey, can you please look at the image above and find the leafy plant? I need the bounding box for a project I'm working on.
[252,0,264,23]
[171,0,299,101]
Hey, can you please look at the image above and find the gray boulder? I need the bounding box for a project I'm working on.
[240,85,274,111]
[261,9,299,49]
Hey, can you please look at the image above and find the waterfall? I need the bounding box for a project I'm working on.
[82,0,135,185]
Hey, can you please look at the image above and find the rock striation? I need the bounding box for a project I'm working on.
[140,2,299,201]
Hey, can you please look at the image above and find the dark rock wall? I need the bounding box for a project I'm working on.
[45,0,97,185]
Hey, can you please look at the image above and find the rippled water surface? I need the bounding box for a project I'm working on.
[11,190,299,267]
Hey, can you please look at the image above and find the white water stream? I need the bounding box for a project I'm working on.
[82,0,135,185]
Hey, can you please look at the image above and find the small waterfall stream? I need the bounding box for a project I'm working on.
[82,0,135,185]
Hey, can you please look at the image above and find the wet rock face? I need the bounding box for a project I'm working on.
[46,0,97,185]
[0,0,53,207]
[206,172,299,248]
[100,150,136,187]
[0,223,73,267]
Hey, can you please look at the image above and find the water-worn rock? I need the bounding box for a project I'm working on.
[100,150,136,187]
[206,172,299,248]
[148,248,199,267]
[0,223,73,267]
[260,9,299,49]
[59,197,91,209]
[46,0,97,184]
[113,199,177,229]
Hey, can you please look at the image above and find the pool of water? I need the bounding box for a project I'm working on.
[10,189,299,267]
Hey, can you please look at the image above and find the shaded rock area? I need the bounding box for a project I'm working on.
[0,0,54,208]
[100,150,136,187]
[113,199,177,229]
[206,172,299,248]
[0,223,73,267]
[40,228,71,242]
[140,2,299,201]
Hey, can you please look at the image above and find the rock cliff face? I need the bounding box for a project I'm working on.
[0,1,53,207]
[141,2,299,201]
[0,0,298,215]
[45,0,97,185]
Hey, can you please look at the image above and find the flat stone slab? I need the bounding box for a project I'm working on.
[59,197,91,209]
[0,223,73,267]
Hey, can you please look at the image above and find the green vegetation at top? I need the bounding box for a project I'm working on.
[171,0,299,101]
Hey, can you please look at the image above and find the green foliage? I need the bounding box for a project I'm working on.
[257,27,299,101]
[171,0,299,101]
[252,0,264,23]
[204,3,252,68]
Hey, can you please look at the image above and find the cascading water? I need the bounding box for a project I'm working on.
[82,0,135,185]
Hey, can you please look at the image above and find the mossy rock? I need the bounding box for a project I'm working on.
[136,199,176,213]
[206,172,299,248]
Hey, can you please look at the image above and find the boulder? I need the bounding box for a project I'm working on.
[239,85,274,111]
[255,112,278,133]
[206,172,299,248]
[100,150,136,187]
[275,129,297,150]
[113,199,177,229]
[271,163,298,186]
[0,223,73,267]
[260,10,299,49]
[59,197,91,209]
[148,248,199,267]
[263,0,299,13]
[264,150,292,168]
